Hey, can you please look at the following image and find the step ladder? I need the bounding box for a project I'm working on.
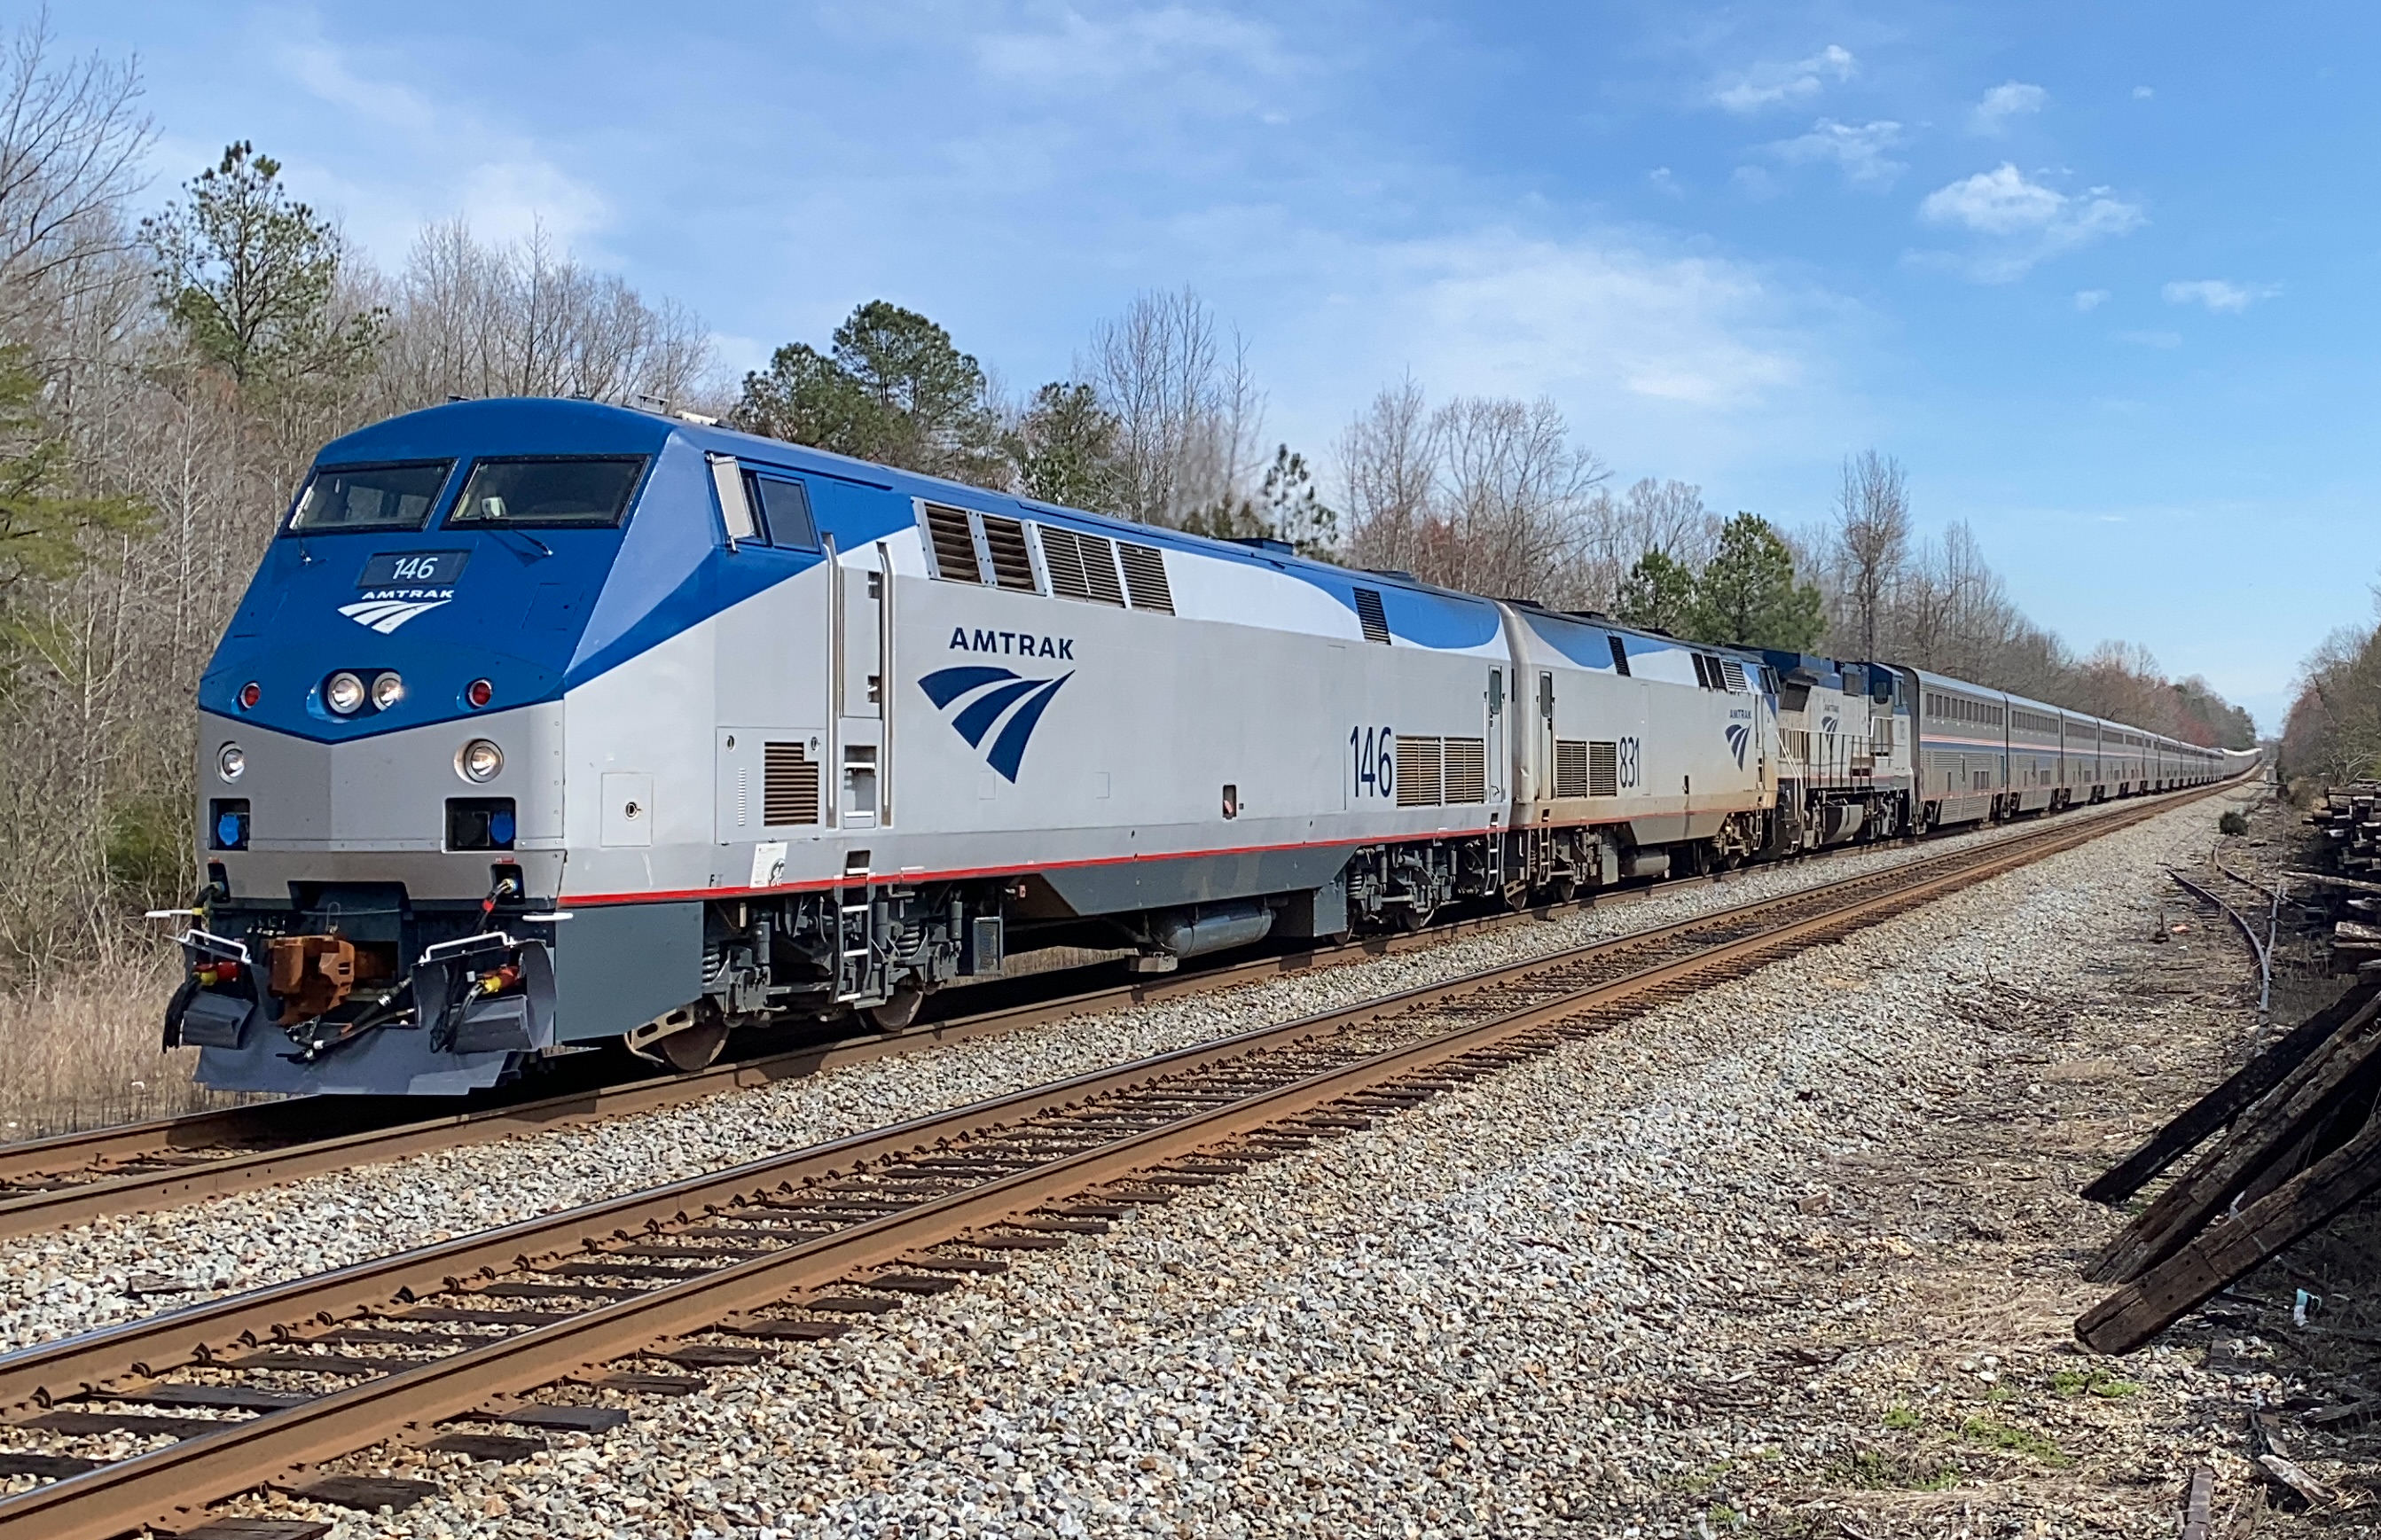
[834,889,873,1004]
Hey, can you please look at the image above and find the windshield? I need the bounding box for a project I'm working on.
[287,461,454,533]
[446,457,647,529]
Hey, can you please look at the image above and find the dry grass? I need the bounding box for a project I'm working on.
[0,948,264,1142]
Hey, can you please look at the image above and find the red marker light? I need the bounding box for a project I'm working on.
[466,678,493,709]
[238,682,261,710]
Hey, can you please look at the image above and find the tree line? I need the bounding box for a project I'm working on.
[0,24,709,968]
[726,296,2251,759]
[2283,590,2381,789]
[0,19,2252,976]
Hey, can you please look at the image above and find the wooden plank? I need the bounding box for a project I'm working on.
[2081,982,2379,1204]
[2179,1466,2214,1540]
[2085,993,2381,1283]
[2077,1106,2381,1354]
[286,1475,439,1513]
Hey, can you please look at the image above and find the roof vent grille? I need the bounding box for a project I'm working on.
[1353,587,1391,645]
[978,513,1038,591]
[923,504,981,582]
[1119,542,1172,613]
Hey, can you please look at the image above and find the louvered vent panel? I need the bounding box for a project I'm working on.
[1119,542,1172,612]
[1588,741,1618,796]
[923,503,982,582]
[1554,739,1590,799]
[1039,526,1091,600]
[979,514,1038,591]
[1442,739,1486,804]
[1077,533,1126,606]
[1395,735,1442,807]
[1352,587,1391,645]
[763,743,820,826]
[1721,659,1747,692]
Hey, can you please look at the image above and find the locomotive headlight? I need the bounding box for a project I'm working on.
[325,670,365,715]
[369,671,405,711]
[217,743,245,782]
[457,739,504,783]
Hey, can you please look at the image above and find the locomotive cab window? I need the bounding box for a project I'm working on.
[446,457,646,528]
[746,474,819,551]
[287,460,454,533]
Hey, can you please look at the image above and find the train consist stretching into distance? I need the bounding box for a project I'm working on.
[167,398,2252,1096]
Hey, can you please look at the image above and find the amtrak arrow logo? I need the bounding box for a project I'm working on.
[920,666,1071,782]
[1725,722,1750,769]
[339,596,450,634]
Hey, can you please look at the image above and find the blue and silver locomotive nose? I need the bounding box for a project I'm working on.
[171,402,709,1095]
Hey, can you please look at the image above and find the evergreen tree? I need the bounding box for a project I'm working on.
[734,301,1006,488]
[141,142,383,393]
[1688,512,1825,649]
[1616,548,1697,635]
[1006,381,1126,510]
[0,346,149,664]
[1257,444,1338,556]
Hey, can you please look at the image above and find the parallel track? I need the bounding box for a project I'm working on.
[0,868,1732,1241]
[0,786,2233,1244]
[0,782,2227,1540]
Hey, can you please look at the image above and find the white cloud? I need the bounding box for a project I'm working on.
[1711,44,1855,113]
[1649,166,1682,198]
[1730,163,1782,200]
[1770,118,1904,187]
[2133,85,2155,99]
[2073,288,2110,311]
[272,33,611,252]
[1971,81,2047,133]
[1361,228,1806,410]
[1915,163,2144,279]
[975,5,1288,96]
[2162,278,2282,313]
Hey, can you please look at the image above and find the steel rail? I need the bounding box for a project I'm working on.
[0,856,1954,1417]
[0,788,2185,1237]
[0,783,2226,1540]
[0,879,1689,1232]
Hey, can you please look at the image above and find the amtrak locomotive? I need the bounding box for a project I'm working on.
[168,399,2245,1096]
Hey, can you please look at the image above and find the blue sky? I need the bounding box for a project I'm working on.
[49,1,2377,731]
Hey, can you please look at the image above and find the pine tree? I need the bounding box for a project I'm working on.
[1688,512,1825,650]
[1617,548,1697,635]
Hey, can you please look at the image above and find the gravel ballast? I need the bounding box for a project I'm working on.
[204,787,2275,1538]
[0,812,2078,1354]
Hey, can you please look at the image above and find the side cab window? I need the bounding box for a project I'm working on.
[743,473,819,551]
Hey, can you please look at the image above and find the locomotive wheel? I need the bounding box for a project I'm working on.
[1398,902,1435,933]
[659,1017,729,1072]
[1545,875,1578,905]
[865,986,925,1032]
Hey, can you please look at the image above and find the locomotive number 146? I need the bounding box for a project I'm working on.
[1350,726,1395,798]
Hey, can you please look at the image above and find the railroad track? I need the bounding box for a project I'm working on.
[0,886,1676,1241]
[0,797,2110,1243]
[0,783,2226,1540]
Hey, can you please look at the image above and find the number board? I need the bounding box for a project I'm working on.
[356,550,470,588]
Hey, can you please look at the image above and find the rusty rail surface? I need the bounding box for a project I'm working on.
[0,781,2229,1540]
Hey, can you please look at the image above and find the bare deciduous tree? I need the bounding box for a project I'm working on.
[1830,449,1908,661]
[1082,286,1265,528]
[1338,377,1606,603]
[374,221,715,412]
[0,10,150,342]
